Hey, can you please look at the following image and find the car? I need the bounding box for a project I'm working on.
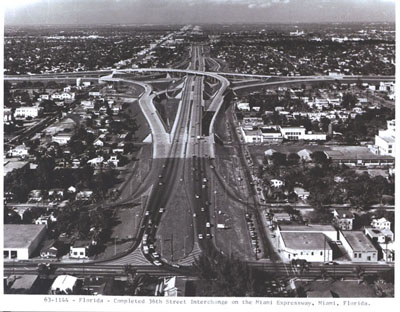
[172,264,180,268]
[159,182,163,186]
[206,233,212,239]
[206,222,211,228]
[202,184,206,189]
[142,234,148,243]
[152,252,160,258]
[153,260,162,266]
[158,174,163,179]
[335,241,342,245]
[324,261,339,265]
[203,178,208,183]
[195,194,200,198]
[193,213,197,217]
[143,245,149,254]
[201,207,205,212]
[149,244,154,250]
[145,211,150,216]
[198,234,204,239]
[159,208,165,213]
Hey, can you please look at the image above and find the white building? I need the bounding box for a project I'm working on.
[8,145,30,158]
[52,133,73,146]
[371,217,391,230]
[51,92,75,101]
[69,241,90,259]
[279,126,326,141]
[270,179,284,188]
[278,232,332,262]
[340,231,378,262]
[50,275,78,294]
[14,106,42,119]
[4,224,46,260]
[237,102,250,111]
[365,228,394,244]
[373,120,395,156]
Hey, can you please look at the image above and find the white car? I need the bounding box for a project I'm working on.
[195,194,200,198]
[152,252,160,258]
[206,222,211,228]
[153,260,162,266]
[198,234,204,240]
[143,245,149,254]
[159,208,165,213]
[201,207,205,212]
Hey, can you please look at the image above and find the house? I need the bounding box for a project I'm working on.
[67,186,77,193]
[297,149,312,162]
[237,102,250,111]
[52,133,73,146]
[270,179,284,188]
[76,190,94,201]
[14,106,42,119]
[332,208,355,230]
[93,138,105,147]
[87,156,104,167]
[40,240,62,258]
[108,155,119,167]
[4,224,47,260]
[340,231,378,262]
[28,189,42,202]
[50,275,78,295]
[48,188,64,199]
[8,145,30,158]
[365,228,394,244]
[264,149,277,157]
[81,100,95,111]
[294,187,310,200]
[69,240,90,259]
[35,216,53,228]
[371,217,391,230]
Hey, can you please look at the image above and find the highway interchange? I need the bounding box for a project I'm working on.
[3,45,395,281]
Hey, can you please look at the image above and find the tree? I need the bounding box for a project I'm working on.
[311,151,328,165]
[192,246,269,296]
[287,153,300,166]
[271,152,286,167]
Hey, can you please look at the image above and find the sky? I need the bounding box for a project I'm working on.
[3,0,396,25]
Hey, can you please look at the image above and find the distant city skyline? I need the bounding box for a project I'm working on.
[4,0,396,25]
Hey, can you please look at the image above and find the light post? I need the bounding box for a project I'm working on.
[114,236,119,256]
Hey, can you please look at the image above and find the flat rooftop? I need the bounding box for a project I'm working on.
[279,224,336,232]
[342,231,377,252]
[281,232,332,250]
[4,224,46,249]
[325,146,394,160]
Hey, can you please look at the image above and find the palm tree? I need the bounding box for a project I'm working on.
[353,265,365,283]
[124,264,136,285]
[320,268,328,280]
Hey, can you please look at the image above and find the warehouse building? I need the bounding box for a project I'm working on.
[4,224,46,260]
[276,224,336,262]
[340,231,378,262]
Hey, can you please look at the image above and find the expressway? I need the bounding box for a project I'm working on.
[3,49,396,281]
